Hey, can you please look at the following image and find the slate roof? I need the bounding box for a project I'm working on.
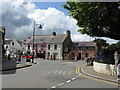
[5,40,13,44]
[74,42,96,47]
[5,40,22,46]
[25,34,68,44]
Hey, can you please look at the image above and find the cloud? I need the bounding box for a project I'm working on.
[28,7,80,35]
[1,1,80,40]
[1,1,119,44]
[1,1,34,39]
[71,33,94,42]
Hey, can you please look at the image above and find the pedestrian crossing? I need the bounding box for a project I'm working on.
[47,70,75,75]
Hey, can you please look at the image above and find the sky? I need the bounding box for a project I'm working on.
[1,0,119,44]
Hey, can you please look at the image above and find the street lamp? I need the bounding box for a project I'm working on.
[32,21,42,63]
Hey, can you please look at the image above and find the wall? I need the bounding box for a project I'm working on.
[6,40,23,54]
[93,62,117,76]
[0,32,2,62]
[46,44,63,59]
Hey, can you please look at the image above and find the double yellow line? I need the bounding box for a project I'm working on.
[76,66,81,75]
[76,65,118,86]
[17,62,39,71]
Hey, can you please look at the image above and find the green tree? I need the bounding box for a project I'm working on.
[109,41,120,49]
[93,38,109,53]
[62,2,120,40]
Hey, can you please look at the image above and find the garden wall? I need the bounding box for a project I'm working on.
[93,62,117,76]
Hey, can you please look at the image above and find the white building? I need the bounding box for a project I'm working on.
[4,39,23,55]
[24,30,72,60]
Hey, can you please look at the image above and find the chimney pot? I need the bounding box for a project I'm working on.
[66,30,71,36]
[52,32,56,36]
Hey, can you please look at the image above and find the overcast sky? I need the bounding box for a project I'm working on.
[1,0,119,44]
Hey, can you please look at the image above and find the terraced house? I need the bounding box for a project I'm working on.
[24,30,72,60]
[68,42,97,60]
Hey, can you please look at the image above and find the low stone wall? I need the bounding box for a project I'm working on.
[93,62,117,76]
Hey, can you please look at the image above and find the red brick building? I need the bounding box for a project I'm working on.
[68,42,97,60]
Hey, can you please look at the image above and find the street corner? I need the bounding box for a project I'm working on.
[17,61,38,71]
[75,65,83,75]
[76,64,118,86]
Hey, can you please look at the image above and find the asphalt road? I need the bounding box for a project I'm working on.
[2,59,118,89]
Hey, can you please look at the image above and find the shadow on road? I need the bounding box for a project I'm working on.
[0,60,17,75]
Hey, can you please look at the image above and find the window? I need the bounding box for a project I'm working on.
[54,44,57,50]
[86,47,88,50]
[48,45,50,50]
[12,42,14,45]
[79,47,81,50]
[41,45,44,50]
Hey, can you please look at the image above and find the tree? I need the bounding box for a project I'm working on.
[93,38,109,53]
[109,41,120,49]
[62,2,120,40]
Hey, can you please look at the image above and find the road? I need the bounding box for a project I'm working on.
[2,59,118,89]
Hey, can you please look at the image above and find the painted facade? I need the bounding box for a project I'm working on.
[24,30,72,60]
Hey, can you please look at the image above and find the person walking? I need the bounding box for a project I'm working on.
[85,56,89,65]
[8,54,11,60]
[53,55,56,60]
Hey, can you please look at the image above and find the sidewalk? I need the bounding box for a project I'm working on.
[0,59,37,71]
[80,65,118,83]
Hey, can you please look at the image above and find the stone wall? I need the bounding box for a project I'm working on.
[93,62,117,76]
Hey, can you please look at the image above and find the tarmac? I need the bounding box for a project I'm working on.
[0,59,119,84]
[80,64,118,83]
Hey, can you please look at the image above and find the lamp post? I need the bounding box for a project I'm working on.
[32,21,42,63]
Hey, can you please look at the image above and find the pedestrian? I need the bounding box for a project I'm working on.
[53,55,56,60]
[8,54,11,60]
[50,55,52,60]
[85,56,89,65]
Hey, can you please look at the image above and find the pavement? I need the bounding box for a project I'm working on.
[0,59,37,71]
[80,64,118,83]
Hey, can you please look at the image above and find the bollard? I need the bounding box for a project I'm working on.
[114,51,119,75]
[114,51,119,66]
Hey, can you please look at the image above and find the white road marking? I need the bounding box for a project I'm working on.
[71,78,76,80]
[57,83,64,87]
[75,75,79,78]
[47,71,50,74]
[53,71,57,74]
[71,71,73,73]
[69,72,71,74]
[59,71,61,74]
[51,86,56,88]
[66,80,71,83]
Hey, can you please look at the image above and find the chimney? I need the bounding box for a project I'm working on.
[52,32,56,36]
[66,30,71,36]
